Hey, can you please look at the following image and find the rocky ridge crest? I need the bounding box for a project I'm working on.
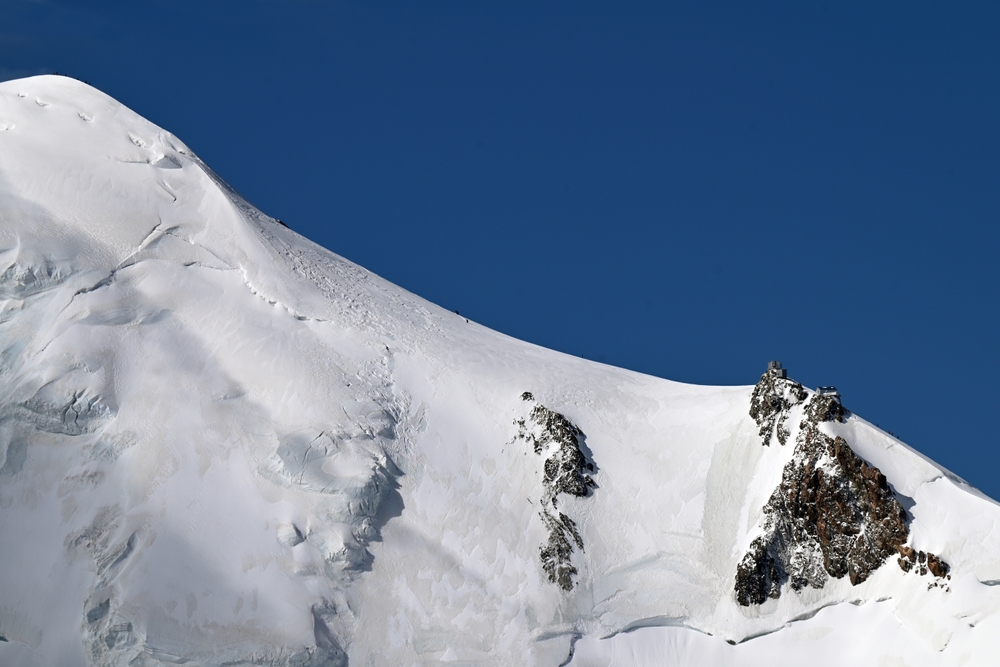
[735,366,949,606]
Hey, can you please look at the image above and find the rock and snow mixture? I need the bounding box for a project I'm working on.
[736,368,948,606]
[0,75,999,666]
[514,394,597,592]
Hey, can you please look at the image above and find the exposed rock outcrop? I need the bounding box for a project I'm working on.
[735,368,949,606]
[749,367,807,447]
[898,545,951,590]
[515,395,596,591]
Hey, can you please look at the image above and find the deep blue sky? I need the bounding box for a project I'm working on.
[4,2,999,500]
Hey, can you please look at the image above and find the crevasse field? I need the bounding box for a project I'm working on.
[0,76,998,667]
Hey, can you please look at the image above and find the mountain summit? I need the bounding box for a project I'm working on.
[0,76,997,667]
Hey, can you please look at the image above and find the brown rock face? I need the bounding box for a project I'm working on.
[927,553,950,578]
[898,546,950,582]
[735,371,938,606]
[790,426,909,586]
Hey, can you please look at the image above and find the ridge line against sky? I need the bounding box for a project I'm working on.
[2,1,998,499]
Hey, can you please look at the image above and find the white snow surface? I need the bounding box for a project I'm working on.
[0,75,998,666]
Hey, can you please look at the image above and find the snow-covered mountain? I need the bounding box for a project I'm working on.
[0,75,997,667]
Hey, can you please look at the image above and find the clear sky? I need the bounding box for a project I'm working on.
[4,1,999,500]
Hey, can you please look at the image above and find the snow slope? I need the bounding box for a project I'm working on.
[0,75,998,666]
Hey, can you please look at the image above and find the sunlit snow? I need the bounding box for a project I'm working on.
[0,76,998,666]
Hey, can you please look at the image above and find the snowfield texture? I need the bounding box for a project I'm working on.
[0,76,999,666]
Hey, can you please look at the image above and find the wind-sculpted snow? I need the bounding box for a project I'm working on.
[0,260,70,299]
[267,426,403,573]
[736,369,948,606]
[1,75,999,667]
[0,242,391,664]
[0,77,414,662]
[8,388,114,437]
